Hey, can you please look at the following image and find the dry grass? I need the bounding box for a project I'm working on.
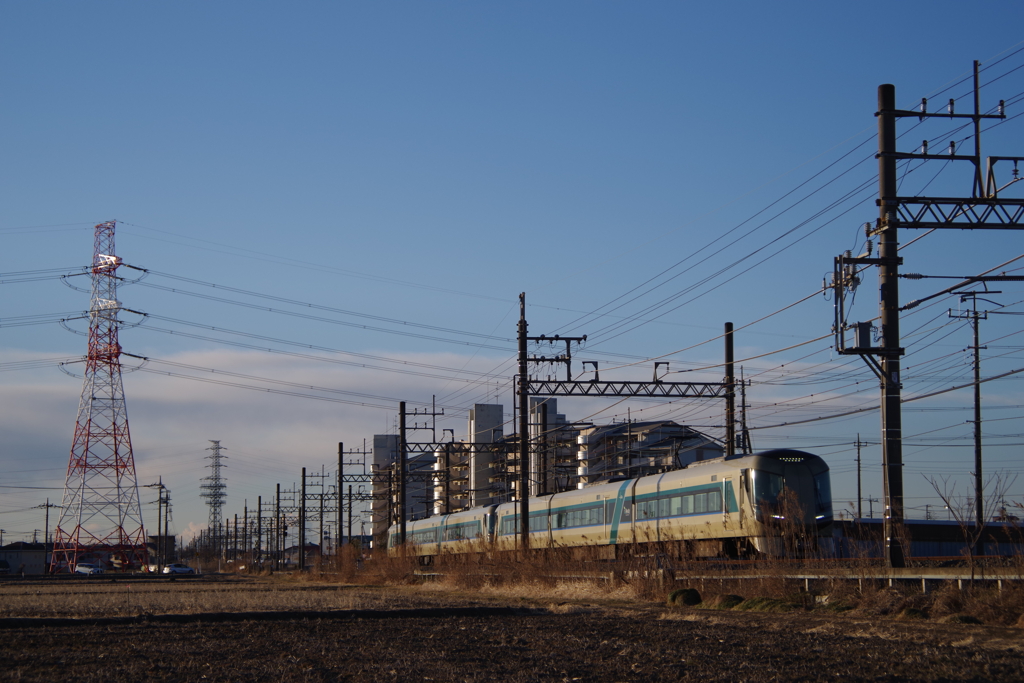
[0,579,382,618]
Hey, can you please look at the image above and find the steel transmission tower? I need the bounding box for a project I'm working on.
[200,440,228,555]
[51,221,148,573]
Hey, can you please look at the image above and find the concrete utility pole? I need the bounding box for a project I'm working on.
[877,83,907,569]
[831,63,1018,567]
[725,323,736,457]
[856,435,863,520]
[399,401,408,546]
[299,467,306,570]
[951,290,999,554]
[518,294,530,550]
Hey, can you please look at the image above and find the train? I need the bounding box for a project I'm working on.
[387,449,833,561]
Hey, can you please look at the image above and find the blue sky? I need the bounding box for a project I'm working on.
[2,1,1024,544]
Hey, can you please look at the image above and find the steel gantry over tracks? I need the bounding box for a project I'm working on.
[514,294,740,550]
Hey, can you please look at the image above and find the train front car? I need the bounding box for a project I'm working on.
[743,448,833,557]
[619,448,832,559]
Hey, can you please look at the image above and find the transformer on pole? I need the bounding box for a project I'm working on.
[50,221,148,573]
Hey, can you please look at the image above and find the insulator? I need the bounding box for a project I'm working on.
[949,141,956,155]
[922,139,928,155]
[864,222,872,238]
[866,240,873,255]
[999,100,1005,116]
[902,273,924,279]
[920,97,927,115]
[948,98,955,115]
[844,250,852,259]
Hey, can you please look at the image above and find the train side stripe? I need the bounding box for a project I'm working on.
[608,480,631,545]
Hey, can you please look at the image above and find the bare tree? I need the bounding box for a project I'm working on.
[925,471,1017,580]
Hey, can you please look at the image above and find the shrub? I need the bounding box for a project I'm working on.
[667,588,702,607]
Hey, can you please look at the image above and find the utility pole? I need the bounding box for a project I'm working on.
[856,435,863,520]
[877,82,906,569]
[319,468,325,559]
[348,485,354,543]
[725,322,736,457]
[256,495,262,568]
[163,488,171,563]
[540,402,549,495]
[518,293,530,550]
[399,402,407,546]
[244,501,249,567]
[275,483,281,570]
[739,367,752,454]
[299,467,306,570]
[144,478,169,571]
[830,63,1018,567]
[951,290,999,554]
[344,446,348,552]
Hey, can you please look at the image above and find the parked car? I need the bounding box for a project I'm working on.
[162,563,195,575]
[0,560,10,575]
[74,562,104,575]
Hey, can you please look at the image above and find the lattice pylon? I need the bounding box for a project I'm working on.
[50,221,148,573]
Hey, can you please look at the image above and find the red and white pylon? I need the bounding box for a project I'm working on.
[51,221,148,573]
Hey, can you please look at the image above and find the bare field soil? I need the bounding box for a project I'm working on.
[2,577,1024,682]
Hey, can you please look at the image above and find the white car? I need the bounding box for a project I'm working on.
[74,562,104,575]
[162,563,195,575]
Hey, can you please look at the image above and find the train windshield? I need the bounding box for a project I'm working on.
[751,470,785,505]
[814,472,833,518]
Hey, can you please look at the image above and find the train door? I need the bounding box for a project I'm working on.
[723,476,734,528]
[655,473,669,543]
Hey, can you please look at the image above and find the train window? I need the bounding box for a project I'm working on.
[752,470,785,505]
[500,516,517,536]
[708,490,722,512]
[605,500,616,522]
[669,496,682,516]
[620,500,632,522]
[682,495,694,515]
[694,493,707,514]
[658,498,671,519]
[412,529,438,545]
